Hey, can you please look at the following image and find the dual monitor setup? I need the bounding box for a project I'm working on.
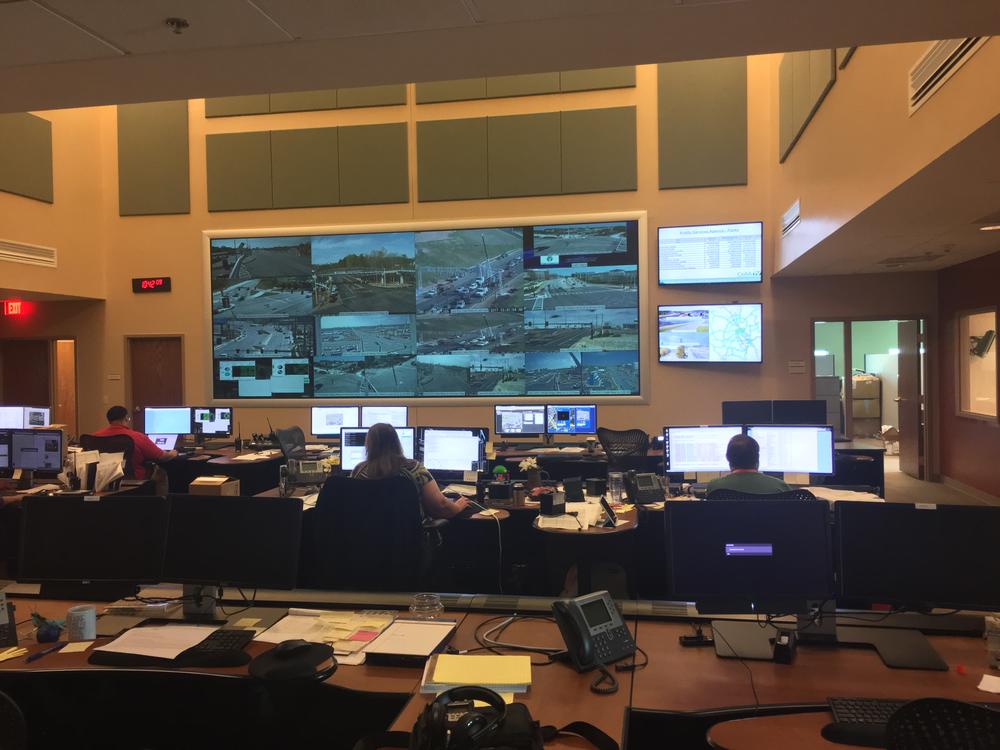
[663,424,835,476]
[342,426,490,477]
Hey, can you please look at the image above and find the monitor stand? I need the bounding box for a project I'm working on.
[180,584,227,623]
[711,619,778,661]
[835,625,948,671]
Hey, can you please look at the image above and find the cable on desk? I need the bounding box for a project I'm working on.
[219,588,257,617]
[491,512,504,595]
[614,646,648,673]
[710,623,760,715]
[471,614,561,666]
[590,664,618,695]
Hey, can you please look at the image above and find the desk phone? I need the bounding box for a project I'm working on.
[624,471,664,504]
[552,591,635,671]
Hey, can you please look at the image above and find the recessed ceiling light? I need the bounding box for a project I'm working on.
[979,225,1000,232]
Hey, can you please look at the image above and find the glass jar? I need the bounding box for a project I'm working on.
[607,472,624,504]
[409,593,444,620]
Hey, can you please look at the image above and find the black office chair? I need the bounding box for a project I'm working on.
[597,427,649,473]
[79,433,142,480]
[308,475,445,591]
[274,426,307,460]
[886,698,1000,750]
[705,488,816,501]
[0,689,27,750]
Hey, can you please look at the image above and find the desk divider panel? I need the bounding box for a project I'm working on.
[117,101,190,216]
[0,112,53,203]
[417,118,489,202]
[206,131,273,212]
[271,127,340,209]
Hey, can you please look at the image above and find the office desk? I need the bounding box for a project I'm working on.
[707,713,860,749]
[163,447,284,496]
[533,508,637,596]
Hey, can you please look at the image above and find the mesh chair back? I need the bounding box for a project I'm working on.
[597,428,649,472]
[80,433,136,479]
[706,488,816,501]
[886,698,1000,750]
[274,426,307,460]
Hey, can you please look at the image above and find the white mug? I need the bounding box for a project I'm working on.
[66,604,97,641]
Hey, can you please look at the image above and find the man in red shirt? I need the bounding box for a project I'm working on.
[92,405,177,480]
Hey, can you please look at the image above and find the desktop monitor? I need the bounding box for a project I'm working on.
[144,406,192,435]
[0,407,22,429]
[721,400,772,425]
[339,426,415,472]
[545,404,597,435]
[22,406,50,428]
[663,425,744,473]
[18,495,169,583]
[361,405,408,428]
[494,404,546,436]
[0,406,50,429]
[190,406,233,436]
[9,429,62,471]
[665,500,833,613]
[746,425,835,475]
[311,406,360,436]
[418,427,488,475]
[836,502,1000,611]
[0,430,10,471]
[162,495,302,589]
[772,399,826,425]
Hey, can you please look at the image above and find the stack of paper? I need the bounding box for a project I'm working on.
[537,515,582,530]
[94,624,219,660]
[421,654,531,697]
[255,609,396,665]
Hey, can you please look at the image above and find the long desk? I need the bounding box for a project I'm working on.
[163,447,284,496]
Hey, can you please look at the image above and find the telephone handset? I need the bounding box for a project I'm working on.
[624,470,664,505]
[551,591,636,673]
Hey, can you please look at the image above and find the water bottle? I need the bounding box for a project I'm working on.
[607,472,624,504]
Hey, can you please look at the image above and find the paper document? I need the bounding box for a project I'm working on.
[17,484,62,495]
[566,502,602,527]
[365,619,456,658]
[537,515,583,530]
[806,486,882,502]
[94,624,219,660]
[231,452,268,462]
[558,446,585,453]
[256,609,395,656]
[442,484,477,497]
[434,654,531,686]
[534,447,561,454]
[477,508,501,517]
[94,454,125,493]
[978,674,1000,694]
[302,493,319,508]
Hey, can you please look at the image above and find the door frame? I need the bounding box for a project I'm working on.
[952,305,999,425]
[0,336,78,436]
[811,315,937,480]
[124,334,186,415]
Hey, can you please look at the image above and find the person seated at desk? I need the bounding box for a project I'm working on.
[91,405,177,480]
[706,434,791,496]
[352,423,470,519]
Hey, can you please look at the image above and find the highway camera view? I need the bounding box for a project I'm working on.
[209,220,641,398]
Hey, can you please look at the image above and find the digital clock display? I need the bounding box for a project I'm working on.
[132,277,172,293]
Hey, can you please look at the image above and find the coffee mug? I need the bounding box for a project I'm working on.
[66,604,97,641]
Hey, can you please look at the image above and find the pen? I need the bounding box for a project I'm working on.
[26,642,67,663]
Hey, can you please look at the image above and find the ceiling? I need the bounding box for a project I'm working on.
[777,113,1000,276]
[1,0,1000,113]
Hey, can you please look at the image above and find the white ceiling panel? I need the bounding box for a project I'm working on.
[0,1,121,67]
[44,0,291,54]
[250,0,475,40]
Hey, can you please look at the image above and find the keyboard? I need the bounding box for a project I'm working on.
[827,697,908,725]
[176,628,255,667]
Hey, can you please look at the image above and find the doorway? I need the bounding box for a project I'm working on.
[127,336,183,431]
[0,337,78,436]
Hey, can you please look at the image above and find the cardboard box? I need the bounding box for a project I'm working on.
[852,374,881,400]
[189,475,240,496]
[852,398,882,419]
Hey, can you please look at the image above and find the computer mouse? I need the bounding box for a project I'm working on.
[820,720,887,748]
[274,639,312,658]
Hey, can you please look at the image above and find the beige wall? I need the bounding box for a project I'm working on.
[1,56,941,446]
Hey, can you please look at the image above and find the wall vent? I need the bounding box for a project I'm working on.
[0,238,57,268]
[782,199,801,236]
[909,38,988,114]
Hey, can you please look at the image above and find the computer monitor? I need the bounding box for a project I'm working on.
[0,406,50,429]
[545,404,597,435]
[494,404,546,436]
[772,399,826,425]
[22,406,50,428]
[190,406,233,436]
[311,406,360,436]
[721,400,772,425]
[663,425,744,473]
[162,495,302,589]
[9,429,62,471]
[836,502,1000,611]
[0,430,10,471]
[144,406,192,435]
[339,426,415,472]
[0,407,22,429]
[746,424,835,474]
[361,405,408,428]
[18,495,169,584]
[418,427,488,475]
[665,500,833,613]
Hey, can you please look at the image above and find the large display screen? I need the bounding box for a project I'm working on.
[658,222,762,285]
[657,304,762,363]
[209,220,640,399]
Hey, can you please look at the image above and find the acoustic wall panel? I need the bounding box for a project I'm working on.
[117,101,190,216]
[559,67,636,92]
[336,84,406,109]
[0,112,52,203]
[658,57,747,189]
[205,94,270,117]
[487,113,561,198]
[206,131,272,211]
[779,49,837,162]
[778,54,795,158]
[415,78,488,103]
[486,72,561,99]
[269,90,338,114]
[271,127,339,209]
[337,123,409,205]
[417,118,489,202]
[561,107,636,194]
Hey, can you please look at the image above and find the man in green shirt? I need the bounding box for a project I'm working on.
[706,434,791,497]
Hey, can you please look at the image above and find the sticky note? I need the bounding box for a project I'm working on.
[434,655,531,686]
[978,674,1000,694]
[234,618,261,628]
[61,641,94,653]
[349,629,380,642]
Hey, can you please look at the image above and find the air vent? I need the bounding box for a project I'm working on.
[876,251,947,269]
[782,199,801,236]
[909,38,988,114]
[0,238,57,268]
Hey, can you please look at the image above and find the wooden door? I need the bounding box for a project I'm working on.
[128,337,183,431]
[53,339,77,435]
[897,320,923,478]
[0,339,50,406]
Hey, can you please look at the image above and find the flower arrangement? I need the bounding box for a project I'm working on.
[518,457,539,472]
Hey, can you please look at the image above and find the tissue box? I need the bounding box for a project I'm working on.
[189,475,240,496]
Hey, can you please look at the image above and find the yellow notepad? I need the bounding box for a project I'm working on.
[433,654,531,686]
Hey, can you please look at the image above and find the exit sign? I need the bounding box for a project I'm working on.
[132,277,172,293]
[2,300,24,316]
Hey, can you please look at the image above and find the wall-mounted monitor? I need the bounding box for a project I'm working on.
[209,219,640,399]
[311,406,360,436]
[361,405,408,428]
[746,425,834,475]
[663,425,744,473]
[494,404,546,436]
[191,407,233,436]
[339,426,415,472]
[545,404,597,435]
[658,304,762,363]
[657,221,762,285]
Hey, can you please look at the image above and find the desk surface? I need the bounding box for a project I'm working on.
[707,713,859,749]
[533,507,638,535]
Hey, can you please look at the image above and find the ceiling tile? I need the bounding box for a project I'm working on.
[250,0,474,40]
[44,0,291,54]
[0,1,121,67]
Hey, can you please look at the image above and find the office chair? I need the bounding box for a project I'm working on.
[596,427,649,473]
[705,488,817,501]
[886,698,1000,750]
[308,475,446,591]
[274,426,307,460]
[0,689,27,750]
[79,433,141,480]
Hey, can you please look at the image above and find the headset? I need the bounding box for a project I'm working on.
[411,686,507,750]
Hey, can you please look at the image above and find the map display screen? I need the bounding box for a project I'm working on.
[657,304,762,363]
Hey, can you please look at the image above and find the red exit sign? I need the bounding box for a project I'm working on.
[2,299,24,316]
[131,277,172,293]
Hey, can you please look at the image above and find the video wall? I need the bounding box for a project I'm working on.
[209,220,640,399]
